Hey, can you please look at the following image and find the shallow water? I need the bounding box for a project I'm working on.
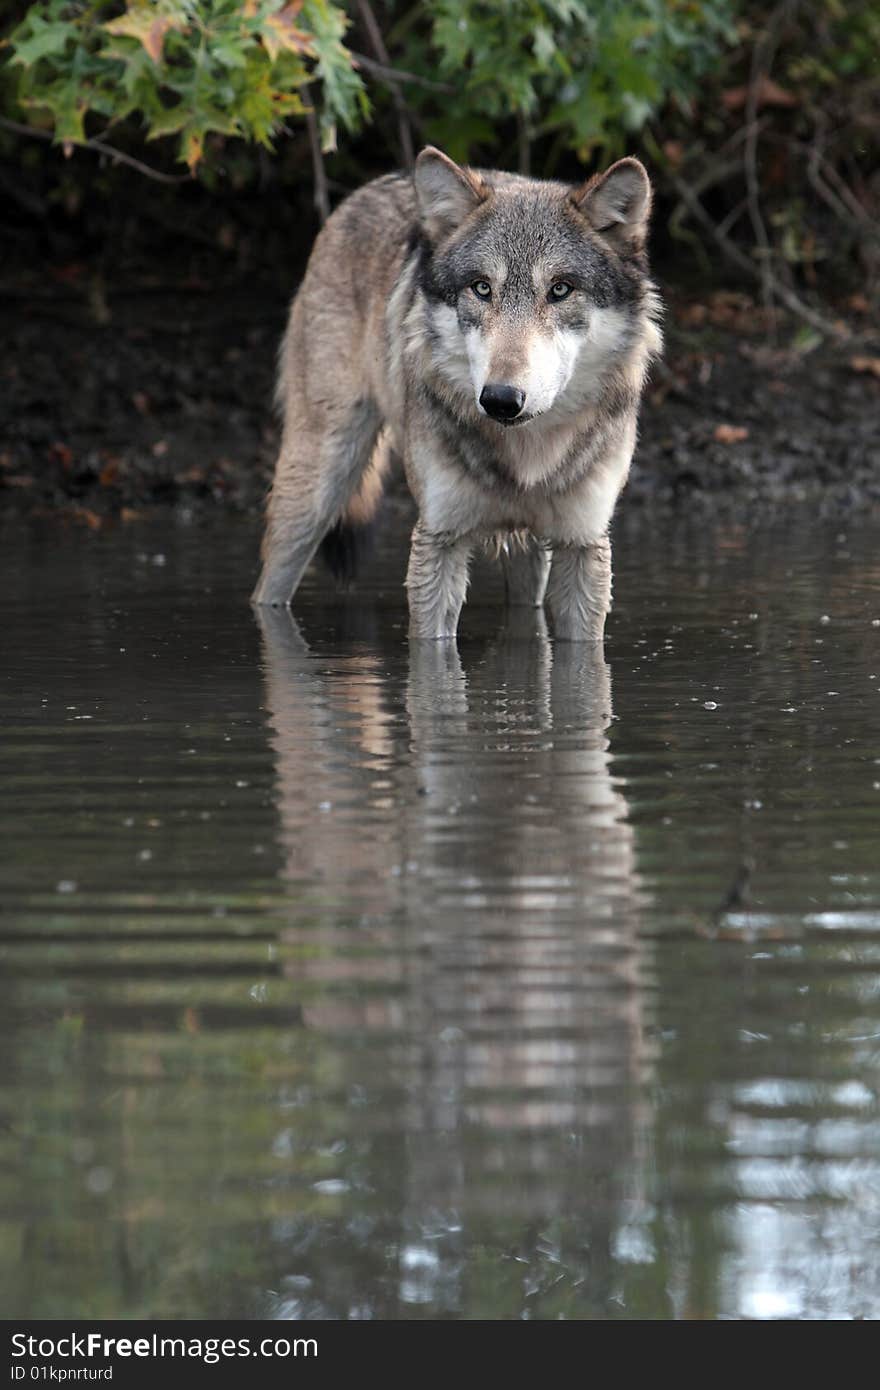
[1,509,879,1320]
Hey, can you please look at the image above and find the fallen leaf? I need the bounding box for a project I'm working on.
[722,77,798,113]
[48,441,74,469]
[662,140,685,169]
[850,356,880,379]
[152,440,169,457]
[714,424,750,444]
[71,506,103,531]
[120,507,146,523]
[678,302,708,328]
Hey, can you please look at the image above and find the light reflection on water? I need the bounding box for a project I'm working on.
[1,511,879,1318]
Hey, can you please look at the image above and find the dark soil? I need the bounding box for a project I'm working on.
[2,275,878,529]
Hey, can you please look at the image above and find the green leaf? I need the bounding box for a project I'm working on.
[11,18,72,66]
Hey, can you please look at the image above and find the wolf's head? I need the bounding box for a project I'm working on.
[413,147,658,426]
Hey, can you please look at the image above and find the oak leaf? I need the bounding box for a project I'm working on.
[721,77,797,113]
[849,356,880,379]
[104,9,176,65]
[262,3,312,62]
[713,424,750,444]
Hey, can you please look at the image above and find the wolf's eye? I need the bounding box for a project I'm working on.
[471,280,492,300]
[549,281,573,301]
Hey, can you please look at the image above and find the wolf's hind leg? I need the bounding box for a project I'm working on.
[546,535,612,643]
[406,523,472,640]
[501,536,552,608]
[251,468,331,607]
[252,399,381,607]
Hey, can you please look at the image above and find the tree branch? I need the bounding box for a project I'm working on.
[350,52,455,94]
[744,3,792,328]
[0,115,192,185]
[303,93,330,225]
[355,1,414,166]
[517,111,531,176]
[668,168,840,337]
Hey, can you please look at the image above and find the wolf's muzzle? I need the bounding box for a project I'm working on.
[480,383,526,423]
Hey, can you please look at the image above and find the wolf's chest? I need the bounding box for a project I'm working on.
[412,418,634,548]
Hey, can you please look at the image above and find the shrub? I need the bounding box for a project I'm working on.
[1,1,877,301]
[5,0,366,170]
[4,0,738,171]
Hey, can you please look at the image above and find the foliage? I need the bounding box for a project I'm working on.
[0,1,877,298]
[4,1,366,170]
[656,0,880,296]
[2,0,738,171]
[419,0,738,162]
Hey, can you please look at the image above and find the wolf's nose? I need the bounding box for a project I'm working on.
[480,384,525,422]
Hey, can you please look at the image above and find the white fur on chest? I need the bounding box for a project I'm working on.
[413,420,634,546]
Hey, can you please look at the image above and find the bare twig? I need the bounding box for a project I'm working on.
[771,133,880,234]
[744,96,772,318]
[713,117,770,163]
[809,152,874,229]
[744,4,793,329]
[666,127,773,256]
[355,1,414,166]
[669,158,742,252]
[806,157,868,233]
[303,93,330,225]
[516,111,531,176]
[668,169,840,337]
[350,52,455,94]
[0,115,192,185]
[716,196,750,240]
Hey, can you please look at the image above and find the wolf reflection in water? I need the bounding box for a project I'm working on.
[257,608,652,1311]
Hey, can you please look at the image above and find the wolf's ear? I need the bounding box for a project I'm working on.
[414,147,486,241]
[571,157,651,250]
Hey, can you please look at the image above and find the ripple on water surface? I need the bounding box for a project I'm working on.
[1,513,879,1318]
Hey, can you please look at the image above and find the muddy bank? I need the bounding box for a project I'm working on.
[1,281,878,526]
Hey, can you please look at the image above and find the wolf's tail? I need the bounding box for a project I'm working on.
[319,431,392,585]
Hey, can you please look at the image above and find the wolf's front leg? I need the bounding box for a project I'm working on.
[546,535,612,643]
[406,523,472,640]
[501,536,552,607]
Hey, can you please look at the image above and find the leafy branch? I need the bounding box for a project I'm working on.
[5,0,366,172]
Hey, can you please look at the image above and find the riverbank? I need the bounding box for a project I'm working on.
[2,278,878,526]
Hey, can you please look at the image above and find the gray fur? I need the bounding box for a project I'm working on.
[406,523,472,640]
[253,148,662,641]
[546,536,613,643]
[501,536,552,607]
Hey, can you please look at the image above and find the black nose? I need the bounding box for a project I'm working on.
[479,383,525,422]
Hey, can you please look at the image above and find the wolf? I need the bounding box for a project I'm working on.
[252,147,662,641]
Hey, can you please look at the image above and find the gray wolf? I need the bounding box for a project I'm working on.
[252,147,662,641]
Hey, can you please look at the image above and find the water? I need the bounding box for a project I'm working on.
[1,510,879,1320]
